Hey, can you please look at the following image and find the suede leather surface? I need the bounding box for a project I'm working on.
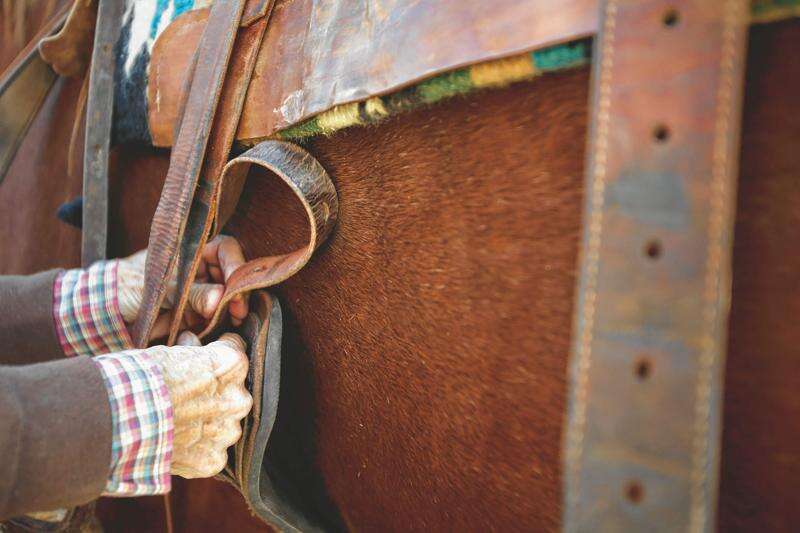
[0,356,111,520]
[0,272,112,520]
[0,270,63,365]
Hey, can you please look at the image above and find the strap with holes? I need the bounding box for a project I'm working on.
[562,1,748,531]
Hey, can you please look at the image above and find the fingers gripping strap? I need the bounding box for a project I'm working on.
[131,0,248,347]
[197,140,338,340]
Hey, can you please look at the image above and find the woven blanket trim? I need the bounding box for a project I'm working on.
[267,40,590,143]
[751,0,800,23]
[255,1,798,144]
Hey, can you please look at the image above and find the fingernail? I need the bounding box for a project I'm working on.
[177,331,201,346]
[218,332,246,351]
[205,285,224,317]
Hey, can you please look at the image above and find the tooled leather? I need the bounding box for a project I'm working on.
[130,0,248,347]
[196,140,338,340]
[562,1,748,531]
[167,2,274,346]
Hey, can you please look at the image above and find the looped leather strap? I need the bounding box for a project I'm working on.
[165,0,274,345]
[196,140,339,339]
[130,0,248,347]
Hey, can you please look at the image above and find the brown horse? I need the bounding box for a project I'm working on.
[1,3,799,532]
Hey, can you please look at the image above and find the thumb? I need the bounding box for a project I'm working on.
[176,331,202,346]
[208,333,248,384]
[188,283,225,319]
[214,332,247,353]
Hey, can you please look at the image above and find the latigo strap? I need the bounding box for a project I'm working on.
[167,0,275,346]
[216,290,326,532]
[130,0,250,347]
[194,140,338,341]
[563,1,748,531]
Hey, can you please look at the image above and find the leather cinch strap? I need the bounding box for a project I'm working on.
[563,1,748,532]
[196,140,338,340]
[131,0,250,347]
[167,0,275,345]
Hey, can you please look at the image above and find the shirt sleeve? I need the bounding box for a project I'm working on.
[52,260,133,357]
[93,350,174,496]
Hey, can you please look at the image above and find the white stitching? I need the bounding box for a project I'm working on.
[689,1,744,532]
[566,0,617,519]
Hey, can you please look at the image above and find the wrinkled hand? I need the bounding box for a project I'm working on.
[117,235,250,339]
[146,332,252,478]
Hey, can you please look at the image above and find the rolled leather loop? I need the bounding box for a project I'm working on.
[197,140,338,339]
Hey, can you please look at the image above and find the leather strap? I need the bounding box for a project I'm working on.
[81,0,122,266]
[131,0,248,347]
[0,5,68,185]
[195,140,338,340]
[167,0,275,345]
[217,291,325,532]
[563,1,748,531]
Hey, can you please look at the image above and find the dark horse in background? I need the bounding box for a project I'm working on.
[1,2,799,531]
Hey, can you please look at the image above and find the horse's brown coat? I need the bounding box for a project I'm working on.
[0,74,82,274]
[0,11,798,532]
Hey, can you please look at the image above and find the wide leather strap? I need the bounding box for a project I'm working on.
[195,140,338,340]
[0,4,69,185]
[130,0,248,347]
[81,0,122,266]
[166,0,275,345]
[563,1,748,532]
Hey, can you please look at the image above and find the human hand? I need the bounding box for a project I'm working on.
[146,332,252,478]
[117,235,250,339]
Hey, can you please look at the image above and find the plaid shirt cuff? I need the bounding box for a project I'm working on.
[93,351,174,495]
[53,261,133,357]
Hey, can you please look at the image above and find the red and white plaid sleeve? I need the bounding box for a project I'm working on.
[52,260,132,357]
[93,351,174,495]
[53,261,174,495]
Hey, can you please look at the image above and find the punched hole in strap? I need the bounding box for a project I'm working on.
[625,480,645,504]
[662,8,680,28]
[644,239,662,260]
[634,357,652,381]
[652,124,671,143]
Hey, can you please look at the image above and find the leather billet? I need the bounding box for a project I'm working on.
[81,0,123,266]
[166,0,275,345]
[194,140,338,340]
[562,1,749,531]
[130,0,252,347]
